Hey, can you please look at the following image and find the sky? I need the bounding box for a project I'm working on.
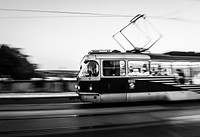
[0,0,200,70]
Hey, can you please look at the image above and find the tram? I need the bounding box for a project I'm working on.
[76,14,200,103]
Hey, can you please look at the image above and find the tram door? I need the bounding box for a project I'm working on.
[100,60,127,103]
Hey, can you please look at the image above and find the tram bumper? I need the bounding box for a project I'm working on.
[77,92,100,103]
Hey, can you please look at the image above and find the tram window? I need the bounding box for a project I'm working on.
[191,62,200,84]
[103,60,125,76]
[78,61,99,77]
[191,62,200,77]
[128,61,149,76]
[171,62,192,77]
[151,62,171,76]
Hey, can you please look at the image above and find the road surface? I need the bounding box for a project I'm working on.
[1,101,200,137]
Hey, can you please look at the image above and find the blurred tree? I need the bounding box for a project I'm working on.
[0,44,38,80]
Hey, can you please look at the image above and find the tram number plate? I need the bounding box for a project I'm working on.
[128,79,136,89]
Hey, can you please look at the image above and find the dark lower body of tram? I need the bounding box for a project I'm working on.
[77,76,200,103]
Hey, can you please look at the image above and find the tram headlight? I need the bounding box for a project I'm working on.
[75,85,80,90]
[89,84,93,91]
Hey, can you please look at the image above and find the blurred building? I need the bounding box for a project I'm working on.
[35,69,79,79]
[0,69,79,93]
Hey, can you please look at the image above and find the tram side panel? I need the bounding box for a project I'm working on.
[78,77,191,103]
[127,79,158,102]
[126,77,182,102]
[78,77,187,103]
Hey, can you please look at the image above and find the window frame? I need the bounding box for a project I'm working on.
[102,60,126,77]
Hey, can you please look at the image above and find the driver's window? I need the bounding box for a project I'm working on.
[78,61,99,77]
[87,61,99,77]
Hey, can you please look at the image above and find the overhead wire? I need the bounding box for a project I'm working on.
[153,3,197,18]
[0,8,133,17]
[0,7,200,25]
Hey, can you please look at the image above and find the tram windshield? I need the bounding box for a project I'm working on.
[78,61,99,77]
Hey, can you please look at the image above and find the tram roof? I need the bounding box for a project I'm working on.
[86,51,150,60]
[84,50,200,62]
[148,52,200,62]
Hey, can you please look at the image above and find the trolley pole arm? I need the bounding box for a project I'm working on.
[112,33,126,51]
[112,14,145,51]
[120,14,145,32]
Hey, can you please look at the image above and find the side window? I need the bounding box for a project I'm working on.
[191,62,200,77]
[151,62,171,76]
[103,60,125,76]
[128,61,149,76]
